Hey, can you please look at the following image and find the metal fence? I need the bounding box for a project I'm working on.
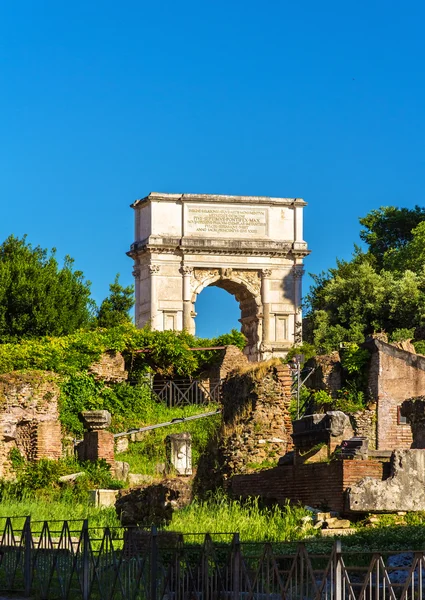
[1,517,425,600]
[147,379,222,407]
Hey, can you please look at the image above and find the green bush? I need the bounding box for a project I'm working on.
[413,340,425,355]
[390,328,415,343]
[340,343,370,374]
[0,324,246,379]
[285,343,317,365]
[0,456,123,503]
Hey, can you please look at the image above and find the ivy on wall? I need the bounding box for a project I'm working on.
[0,323,246,379]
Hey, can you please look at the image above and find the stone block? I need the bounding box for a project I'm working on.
[115,437,129,454]
[116,477,192,527]
[349,449,425,512]
[59,472,85,483]
[114,461,130,481]
[89,489,119,508]
[80,410,111,431]
[166,433,192,476]
[128,473,154,487]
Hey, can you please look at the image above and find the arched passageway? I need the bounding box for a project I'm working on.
[194,286,240,338]
[191,272,262,359]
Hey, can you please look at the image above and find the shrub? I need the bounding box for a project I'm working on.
[390,328,415,343]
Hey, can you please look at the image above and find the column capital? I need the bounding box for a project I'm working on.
[149,265,160,275]
[132,266,141,278]
[293,266,305,279]
[180,266,193,276]
[261,268,272,278]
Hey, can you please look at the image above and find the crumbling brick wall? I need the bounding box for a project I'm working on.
[0,371,62,477]
[350,406,377,449]
[89,351,128,383]
[195,360,293,494]
[305,351,342,397]
[365,338,425,449]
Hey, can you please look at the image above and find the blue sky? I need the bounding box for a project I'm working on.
[1,0,424,337]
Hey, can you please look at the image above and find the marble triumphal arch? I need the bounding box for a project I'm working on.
[128,193,309,361]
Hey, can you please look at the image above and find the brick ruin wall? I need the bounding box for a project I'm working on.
[195,361,293,494]
[350,406,377,449]
[231,459,388,514]
[365,339,425,450]
[0,371,62,477]
[89,350,128,382]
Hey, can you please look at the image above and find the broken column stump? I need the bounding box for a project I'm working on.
[77,410,115,466]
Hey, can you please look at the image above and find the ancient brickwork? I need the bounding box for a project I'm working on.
[89,351,128,383]
[305,352,342,397]
[205,345,249,382]
[195,361,293,493]
[0,371,61,477]
[365,338,422,449]
[77,430,115,466]
[350,406,377,449]
[34,421,62,461]
[231,459,387,514]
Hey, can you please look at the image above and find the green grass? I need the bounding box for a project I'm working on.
[164,493,317,542]
[2,493,425,552]
[116,403,221,475]
[0,498,121,533]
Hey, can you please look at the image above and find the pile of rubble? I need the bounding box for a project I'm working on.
[305,507,353,536]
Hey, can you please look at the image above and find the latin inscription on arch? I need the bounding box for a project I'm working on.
[186,204,268,238]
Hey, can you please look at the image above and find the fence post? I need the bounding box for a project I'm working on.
[150,526,158,600]
[23,516,32,598]
[82,519,90,600]
[334,540,342,600]
[232,533,240,600]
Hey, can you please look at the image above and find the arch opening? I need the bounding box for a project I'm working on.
[192,276,261,359]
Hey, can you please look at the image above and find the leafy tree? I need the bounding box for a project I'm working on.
[97,274,134,328]
[305,206,425,353]
[0,235,95,342]
[359,205,425,269]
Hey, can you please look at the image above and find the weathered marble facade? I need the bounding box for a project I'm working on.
[128,193,309,360]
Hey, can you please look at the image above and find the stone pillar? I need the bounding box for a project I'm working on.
[78,410,115,467]
[294,204,304,243]
[181,266,193,332]
[132,265,141,327]
[293,266,305,343]
[149,264,160,330]
[261,269,272,343]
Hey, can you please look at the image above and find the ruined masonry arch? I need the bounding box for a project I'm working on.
[128,192,309,361]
